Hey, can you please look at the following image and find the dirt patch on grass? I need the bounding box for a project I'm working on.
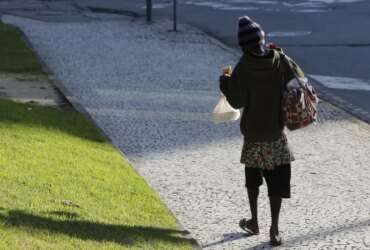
[0,73,68,107]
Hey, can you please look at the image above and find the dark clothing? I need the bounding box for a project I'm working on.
[219,48,304,142]
[245,164,291,198]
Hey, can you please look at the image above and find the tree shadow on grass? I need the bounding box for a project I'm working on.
[45,211,80,219]
[0,209,192,246]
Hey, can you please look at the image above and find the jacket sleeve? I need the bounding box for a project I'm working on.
[219,62,248,109]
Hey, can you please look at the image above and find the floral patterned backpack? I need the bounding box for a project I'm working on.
[279,52,319,130]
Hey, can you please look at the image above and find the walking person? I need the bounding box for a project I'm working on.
[219,16,305,246]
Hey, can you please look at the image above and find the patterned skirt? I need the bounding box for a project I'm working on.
[240,134,294,170]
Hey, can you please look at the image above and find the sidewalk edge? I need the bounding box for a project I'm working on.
[309,77,370,128]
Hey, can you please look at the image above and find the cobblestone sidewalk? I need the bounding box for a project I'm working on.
[3,12,370,249]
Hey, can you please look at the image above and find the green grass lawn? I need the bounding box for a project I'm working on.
[0,20,193,249]
[0,100,193,249]
[0,22,43,74]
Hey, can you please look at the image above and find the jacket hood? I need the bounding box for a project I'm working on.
[240,48,282,72]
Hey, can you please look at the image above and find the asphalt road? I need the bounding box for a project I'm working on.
[75,0,370,123]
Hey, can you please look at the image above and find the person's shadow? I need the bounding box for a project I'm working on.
[0,209,193,246]
[202,232,254,248]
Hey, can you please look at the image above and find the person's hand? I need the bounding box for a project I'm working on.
[222,66,232,76]
[266,42,277,49]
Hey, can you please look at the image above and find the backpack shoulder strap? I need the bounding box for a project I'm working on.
[275,49,306,88]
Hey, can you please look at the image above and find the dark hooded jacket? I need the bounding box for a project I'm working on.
[219,48,304,142]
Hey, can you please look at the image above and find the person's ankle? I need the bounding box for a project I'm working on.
[250,218,258,225]
[269,226,279,235]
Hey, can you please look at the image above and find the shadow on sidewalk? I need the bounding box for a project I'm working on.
[200,219,370,249]
[202,232,252,248]
[0,209,192,246]
[244,219,370,250]
[88,91,362,157]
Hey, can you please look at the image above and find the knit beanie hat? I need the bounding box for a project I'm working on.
[238,16,265,50]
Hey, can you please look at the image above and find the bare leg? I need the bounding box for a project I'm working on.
[239,187,260,235]
[269,196,282,245]
[247,187,259,224]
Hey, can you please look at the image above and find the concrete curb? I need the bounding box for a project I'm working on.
[87,6,142,18]
[73,1,143,18]
[309,77,370,126]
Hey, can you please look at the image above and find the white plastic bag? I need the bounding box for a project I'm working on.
[212,94,241,124]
